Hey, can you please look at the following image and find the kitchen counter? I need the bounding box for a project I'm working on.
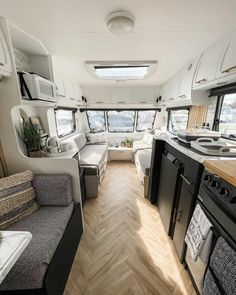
[154,134,236,163]
[203,160,236,186]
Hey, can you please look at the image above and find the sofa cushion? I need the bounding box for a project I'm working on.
[79,143,108,166]
[0,170,39,230]
[0,204,74,290]
[87,132,107,144]
[33,174,73,206]
[74,133,87,151]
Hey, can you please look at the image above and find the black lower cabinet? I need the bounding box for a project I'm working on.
[150,139,203,263]
[79,168,86,206]
[172,180,194,262]
[157,152,182,236]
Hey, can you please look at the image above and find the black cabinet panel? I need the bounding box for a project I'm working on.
[173,180,194,262]
[157,154,181,235]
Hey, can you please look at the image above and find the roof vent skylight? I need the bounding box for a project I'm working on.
[86,61,157,81]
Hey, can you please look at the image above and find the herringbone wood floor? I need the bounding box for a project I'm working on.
[64,162,196,295]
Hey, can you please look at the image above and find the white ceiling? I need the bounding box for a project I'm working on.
[1,0,236,87]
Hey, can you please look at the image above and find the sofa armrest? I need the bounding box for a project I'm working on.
[33,174,73,206]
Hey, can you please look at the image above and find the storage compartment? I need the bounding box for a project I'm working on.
[0,22,12,77]
[157,152,182,235]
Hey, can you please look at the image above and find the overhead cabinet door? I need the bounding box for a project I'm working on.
[0,25,12,76]
[193,43,223,88]
[217,32,236,77]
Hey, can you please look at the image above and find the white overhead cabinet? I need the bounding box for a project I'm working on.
[216,31,236,79]
[110,88,133,104]
[73,84,82,103]
[86,88,110,104]
[131,87,154,104]
[0,25,12,77]
[193,42,223,88]
[64,80,75,100]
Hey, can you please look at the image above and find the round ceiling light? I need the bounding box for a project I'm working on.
[107,11,135,34]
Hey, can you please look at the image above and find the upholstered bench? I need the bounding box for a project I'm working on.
[0,173,83,295]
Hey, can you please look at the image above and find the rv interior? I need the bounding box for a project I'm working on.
[0,1,236,294]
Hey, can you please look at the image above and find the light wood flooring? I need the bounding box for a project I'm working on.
[64,162,196,295]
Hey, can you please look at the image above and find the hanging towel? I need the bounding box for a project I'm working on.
[185,204,212,261]
[199,229,213,264]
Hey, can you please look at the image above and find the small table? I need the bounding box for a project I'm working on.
[0,231,32,284]
[108,146,133,161]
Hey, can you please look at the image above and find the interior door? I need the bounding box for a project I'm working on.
[157,153,181,236]
[172,177,193,262]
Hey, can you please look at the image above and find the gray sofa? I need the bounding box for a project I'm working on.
[0,174,83,295]
[74,134,108,197]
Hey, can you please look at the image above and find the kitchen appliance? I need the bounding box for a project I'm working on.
[150,139,203,262]
[18,71,57,102]
[156,150,183,235]
[191,138,236,156]
[185,169,236,294]
[177,130,221,144]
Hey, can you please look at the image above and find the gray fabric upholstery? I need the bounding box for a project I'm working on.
[74,133,87,151]
[33,174,73,206]
[79,143,108,167]
[0,204,74,290]
[135,149,152,176]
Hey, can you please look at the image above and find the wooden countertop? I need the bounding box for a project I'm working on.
[203,160,236,187]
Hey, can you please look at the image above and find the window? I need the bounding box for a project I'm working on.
[136,110,156,132]
[55,108,76,137]
[167,108,189,135]
[107,110,135,133]
[214,93,236,134]
[86,110,106,133]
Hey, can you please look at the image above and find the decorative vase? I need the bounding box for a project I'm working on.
[28,151,42,158]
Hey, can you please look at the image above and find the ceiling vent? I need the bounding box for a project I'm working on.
[85,61,157,81]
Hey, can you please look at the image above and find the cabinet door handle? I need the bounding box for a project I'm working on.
[222,65,236,74]
[118,101,125,104]
[178,94,187,98]
[95,101,103,104]
[174,209,182,222]
[180,174,192,186]
[195,78,207,84]
[0,62,4,66]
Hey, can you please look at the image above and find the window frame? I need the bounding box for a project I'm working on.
[83,108,160,133]
[54,107,77,138]
[167,107,190,135]
[86,110,106,133]
[107,110,136,133]
[213,94,236,133]
[136,110,157,132]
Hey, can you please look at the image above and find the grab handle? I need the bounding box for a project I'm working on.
[195,137,215,143]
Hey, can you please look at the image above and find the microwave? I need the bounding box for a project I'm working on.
[18,71,57,103]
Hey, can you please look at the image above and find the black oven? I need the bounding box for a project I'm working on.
[185,169,236,294]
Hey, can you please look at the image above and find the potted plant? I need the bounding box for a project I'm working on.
[125,138,134,148]
[19,122,42,158]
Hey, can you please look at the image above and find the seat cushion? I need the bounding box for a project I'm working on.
[135,149,152,176]
[79,144,108,167]
[0,204,74,290]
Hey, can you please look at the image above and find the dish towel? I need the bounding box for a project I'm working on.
[185,204,212,261]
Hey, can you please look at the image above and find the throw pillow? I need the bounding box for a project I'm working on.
[0,170,39,229]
